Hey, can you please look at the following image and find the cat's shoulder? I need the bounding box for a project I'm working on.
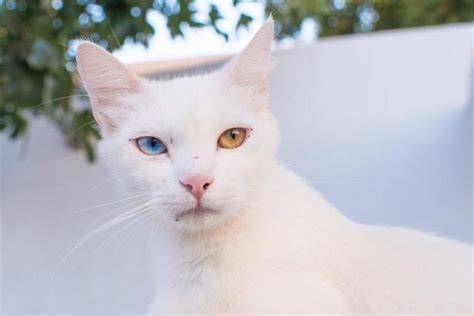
[363,224,472,254]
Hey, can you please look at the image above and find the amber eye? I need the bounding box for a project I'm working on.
[217,128,247,149]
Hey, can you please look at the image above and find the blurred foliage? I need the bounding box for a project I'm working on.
[0,0,473,161]
[269,0,474,38]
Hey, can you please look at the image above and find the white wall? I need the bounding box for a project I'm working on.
[1,24,472,315]
[271,24,473,242]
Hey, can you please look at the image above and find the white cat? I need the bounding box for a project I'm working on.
[76,18,472,314]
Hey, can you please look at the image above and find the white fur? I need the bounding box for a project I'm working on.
[77,19,473,314]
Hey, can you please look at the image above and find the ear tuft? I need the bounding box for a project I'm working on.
[76,41,141,131]
[222,18,274,103]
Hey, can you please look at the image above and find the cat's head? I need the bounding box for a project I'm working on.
[76,19,278,233]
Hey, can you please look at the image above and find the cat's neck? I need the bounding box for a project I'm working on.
[167,204,263,258]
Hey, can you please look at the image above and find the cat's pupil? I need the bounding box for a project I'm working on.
[230,130,238,140]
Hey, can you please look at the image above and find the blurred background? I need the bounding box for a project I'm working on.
[1,0,473,159]
[1,0,473,315]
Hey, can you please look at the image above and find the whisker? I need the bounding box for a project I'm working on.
[126,210,159,236]
[87,169,147,193]
[105,16,121,49]
[66,120,95,137]
[52,200,155,284]
[108,209,162,256]
[64,191,151,216]
[87,173,132,193]
[97,205,153,251]
[27,94,89,110]
[87,196,151,228]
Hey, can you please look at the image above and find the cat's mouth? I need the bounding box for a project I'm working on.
[174,206,218,221]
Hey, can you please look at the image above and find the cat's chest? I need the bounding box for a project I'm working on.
[151,255,248,313]
[151,249,351,314]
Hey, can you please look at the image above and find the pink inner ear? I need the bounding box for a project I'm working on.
[88,96,119,131]
[77,42,141,98]
[76,41,142,131]
[223,18,274,96]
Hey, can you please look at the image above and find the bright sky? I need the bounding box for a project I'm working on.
[113,0,316,64]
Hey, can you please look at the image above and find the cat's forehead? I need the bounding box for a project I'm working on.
[148,74,230,112]
[124,73,257,135]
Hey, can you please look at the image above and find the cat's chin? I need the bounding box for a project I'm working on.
[174,205,218,222]
[163,202,237,233]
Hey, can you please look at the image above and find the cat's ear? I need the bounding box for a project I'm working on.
[222,17,274,103]
[76,41,142,131]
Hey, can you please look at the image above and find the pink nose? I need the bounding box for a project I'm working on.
[180,174,213,201]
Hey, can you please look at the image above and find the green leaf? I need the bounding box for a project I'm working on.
[236,13,253,30]
[83,137,96,162]
[9,112,27,139]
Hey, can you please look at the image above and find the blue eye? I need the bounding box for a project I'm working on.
[136,137,167,155]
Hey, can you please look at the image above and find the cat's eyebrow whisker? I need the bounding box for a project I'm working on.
[105,16,121,49]
[66,120,95,137]
[26,94,89,110]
